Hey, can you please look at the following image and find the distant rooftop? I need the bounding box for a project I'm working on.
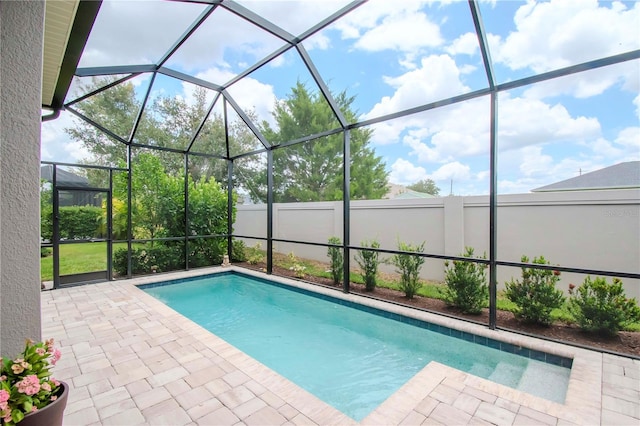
[40,164,90,188]
[384,183,437,199]
[532,161,640,192]
[394,189,437,199]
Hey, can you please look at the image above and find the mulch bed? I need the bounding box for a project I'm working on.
[235,262,640,358]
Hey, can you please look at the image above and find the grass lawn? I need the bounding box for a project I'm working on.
[41,242,135,281]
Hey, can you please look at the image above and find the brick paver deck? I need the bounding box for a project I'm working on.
[41,267,639,425]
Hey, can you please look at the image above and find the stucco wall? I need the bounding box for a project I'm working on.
[0,1,44,356]
[235,189,640,299]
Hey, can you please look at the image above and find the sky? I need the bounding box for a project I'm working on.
[41,0,640,196]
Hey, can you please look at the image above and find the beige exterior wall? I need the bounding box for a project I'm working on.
[0,1,45,356]
[235,189,640,299]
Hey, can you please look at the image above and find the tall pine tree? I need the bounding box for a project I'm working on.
[256,82,388,202]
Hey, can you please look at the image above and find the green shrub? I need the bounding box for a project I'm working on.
[40,180,53,241]
[504,255,565,325]
[355,239,381,291]
[231,239,247,262]
[246,243,264,265]
[327,236,343,285]
[568,276,640,335]
[41,210,53,242]
[442,247,488,314]
[113,244,185,276]
[287,252,306,278]
[391,241,426,299]
[58,206,103,239]
[40,247,52,258]
[188,238,225,268]
[40,205,103,241]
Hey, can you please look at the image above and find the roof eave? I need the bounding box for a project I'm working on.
[43,0,102,111]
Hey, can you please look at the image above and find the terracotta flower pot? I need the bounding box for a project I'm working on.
[18,381,69,426]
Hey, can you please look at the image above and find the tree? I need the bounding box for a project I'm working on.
[65,79,388,203]
[66,77,262,186]
[407,179,440,196]
[66,77,139,166]
[254,82,388,202]
[113,152,184,242]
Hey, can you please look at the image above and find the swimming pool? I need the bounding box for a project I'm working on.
[142,271,572,421]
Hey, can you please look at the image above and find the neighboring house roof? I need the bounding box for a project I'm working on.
[40,165,90,188]
[383,183,437,199]
[383,183,407,199]
[532,161,640,192]
[393,189,436,199]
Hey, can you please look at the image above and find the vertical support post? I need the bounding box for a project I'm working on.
[52,166,60,289]
[227,160,234,260]
[266,150,274,274]
[127,145,133,279]
[489,92,498,329]
[342,131,351,293]
[184,154,190,270]
[224,99,233,261]
[469,0,498,329]
[107,169,113,281]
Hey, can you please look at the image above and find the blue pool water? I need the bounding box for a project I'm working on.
[142,272,571,420]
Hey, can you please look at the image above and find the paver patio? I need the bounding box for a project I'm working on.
[41,267,639,425]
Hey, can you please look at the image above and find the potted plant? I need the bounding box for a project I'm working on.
[1,339,68,426]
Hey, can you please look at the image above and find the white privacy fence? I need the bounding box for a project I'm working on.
[235,189,640,299]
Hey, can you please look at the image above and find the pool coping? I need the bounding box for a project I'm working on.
[128,266,603,425]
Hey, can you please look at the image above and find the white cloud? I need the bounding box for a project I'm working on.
[429,161,471,181]
[458,64,478,75]
[403,134,440,163]
[446,32,479,56]
[497,132,640,194]
[498,152,595,194]
[63,141,93,163]
[522,60,637,101]
[353,11,443,53]
[79,1,207,68]
[330,0,445,71]
[497,94,601,151]
[497,178,539,194]
[304,33,331,51]
[235,0,353,36]
[199,68,277,128]
[80,0,285,78]
[334,0,430,40]
[492,0,640,74]
[518,146,554,177]
[615,127,640,153]
[166,7,284,74]
[370,87,603,171]
[181,81,217,108]
[396,99,490,163]
[389,158,428,185]
[489,0,640,100]
[365,54,470,121]
[41,111,91,164]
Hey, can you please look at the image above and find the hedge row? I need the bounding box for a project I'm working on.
[41,206,103,240]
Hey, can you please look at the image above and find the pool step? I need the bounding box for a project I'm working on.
[517,362,569,402]
[488,362,522,388]
[468,363,494,379]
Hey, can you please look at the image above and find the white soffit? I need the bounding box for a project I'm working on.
[42,0,79,107]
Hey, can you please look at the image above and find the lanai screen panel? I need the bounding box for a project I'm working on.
[39,1,638,291]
